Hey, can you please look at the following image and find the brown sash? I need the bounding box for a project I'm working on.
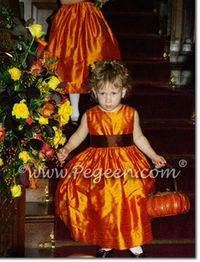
[90,134,134,148]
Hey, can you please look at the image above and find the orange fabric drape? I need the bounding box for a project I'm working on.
[48,2,121,93]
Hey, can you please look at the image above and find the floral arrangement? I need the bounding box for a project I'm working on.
[0,9,73,198]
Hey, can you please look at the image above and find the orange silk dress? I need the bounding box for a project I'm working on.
[55,105,155,249]
[47,2,121,93]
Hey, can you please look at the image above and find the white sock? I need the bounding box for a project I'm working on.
[100,248,112,251]
[129,246,143,255]
[69,93,80,121]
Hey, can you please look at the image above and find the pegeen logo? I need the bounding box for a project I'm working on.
[18,164,182,184]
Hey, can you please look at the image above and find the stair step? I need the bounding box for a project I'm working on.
[133,84,194,93]
[154,155,195,194]
[26,178,49,202]
[116,35,165,60]
[125,60,170,85]
[126,91,194,120]
[103,0,155,12]
[152,195,195,240]
[168,157,195,194]
[54,216,71,241]
[25,221,54,249]
[25,248,55,258]
[25,202,55,249]
[105,13,160,35]
[142,123,195,155]
[26,202,54,222]
[144,243,195,258]
[25,242,195,257]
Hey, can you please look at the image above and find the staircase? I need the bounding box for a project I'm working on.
[24,0,195,257]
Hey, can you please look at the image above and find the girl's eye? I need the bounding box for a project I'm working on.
[97,91,119,96]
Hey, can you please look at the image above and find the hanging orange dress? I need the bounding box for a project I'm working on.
[47,1,121,94]
[55,105,155,250]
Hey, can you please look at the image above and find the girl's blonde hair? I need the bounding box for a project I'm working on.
[87,60,133,93]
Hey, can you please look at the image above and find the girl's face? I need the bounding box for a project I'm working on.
[93,82,126,112]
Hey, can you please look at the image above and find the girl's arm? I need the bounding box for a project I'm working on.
[57,113,89,164]
[133,110,167,168]
[60,0,84,5]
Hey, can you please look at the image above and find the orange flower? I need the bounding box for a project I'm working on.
[31,60,44,74]
[0,127,6,140]
[35,37,48,59]
[26,117,33,125]
[40,103,55,118]
[39,152,45,160]
[42,51,58,72]
[41,143,54,158]
[35,37,48,47]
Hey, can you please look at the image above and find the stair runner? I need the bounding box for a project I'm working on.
[25,0,195,257]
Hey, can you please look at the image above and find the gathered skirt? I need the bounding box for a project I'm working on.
[48,2,121,93]
[55,144,155,250]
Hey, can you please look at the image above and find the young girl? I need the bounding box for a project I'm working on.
[56,60,166,257]
[47,0,121,123]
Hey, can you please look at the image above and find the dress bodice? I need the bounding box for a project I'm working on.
[87,105,134,136]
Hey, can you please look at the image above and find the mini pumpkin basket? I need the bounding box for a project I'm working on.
[146,165,190,218]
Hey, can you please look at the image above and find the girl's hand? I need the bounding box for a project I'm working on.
[57,147,69,166]
[152,155,167,169]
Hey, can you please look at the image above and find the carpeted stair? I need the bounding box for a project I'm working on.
[25,0,195,258]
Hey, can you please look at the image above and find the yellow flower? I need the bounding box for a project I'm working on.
[90,63,96,72]
[12,99,30,119]
[19,151,31,164]
[8,67,21,81]
[38,116,49,125]
[52,126,66,149]
[27,24,45,38]
[11,184,22,198]
[47,76,60,90]
[37,81,49,93]
[58,100,73,126]
[0,158,3,166]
